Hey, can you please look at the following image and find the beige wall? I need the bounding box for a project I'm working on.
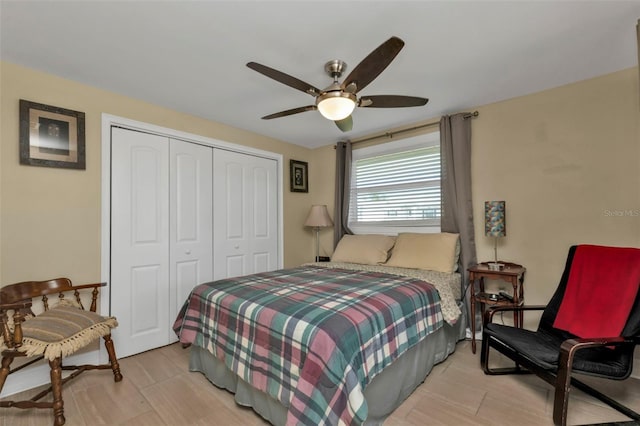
[306,144,337,258]
[0,61,322,284]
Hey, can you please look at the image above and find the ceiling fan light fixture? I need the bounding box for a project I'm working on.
[316,91,356,121]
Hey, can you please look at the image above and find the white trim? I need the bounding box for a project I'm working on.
[100,114,284,360]
[349,131,441,234]
[101,114,281,160]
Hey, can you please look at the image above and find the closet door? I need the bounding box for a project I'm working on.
[169,139,213,335]
[111,128,170,358]
[213,149,278,279]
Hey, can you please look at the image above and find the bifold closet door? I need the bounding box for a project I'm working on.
[169,139,213,337]
[111,129,213,356]
[111,128,170,358]
[213,149,278,280]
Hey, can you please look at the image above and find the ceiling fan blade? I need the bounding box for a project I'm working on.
[341,36,405,94]
[334,115,353,132]
[261,105,317,120]
[247,62,320,97]
[359,95,429,108]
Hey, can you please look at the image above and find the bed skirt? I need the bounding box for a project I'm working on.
[188,303,466,425]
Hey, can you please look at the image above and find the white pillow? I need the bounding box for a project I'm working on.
[331,234,396,265]
[385,232,460,273]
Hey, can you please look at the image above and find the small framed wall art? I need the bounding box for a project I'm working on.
[290,159,308,193]
[19,99,86,169]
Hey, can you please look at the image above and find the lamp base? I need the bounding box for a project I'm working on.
[487,262,504,271]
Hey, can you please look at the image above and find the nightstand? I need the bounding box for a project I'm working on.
[468,262,526,353]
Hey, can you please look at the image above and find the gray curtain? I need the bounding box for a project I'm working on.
[334,141,353,247]
[440,114,478,329]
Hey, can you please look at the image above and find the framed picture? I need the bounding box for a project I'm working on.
[19,99,86,169]
[290,159,308,193]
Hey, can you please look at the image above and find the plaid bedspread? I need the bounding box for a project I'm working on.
[173,265,443,425]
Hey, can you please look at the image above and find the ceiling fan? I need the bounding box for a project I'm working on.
[247,36,429,132]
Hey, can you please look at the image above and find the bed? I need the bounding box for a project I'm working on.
[173,232,465,425]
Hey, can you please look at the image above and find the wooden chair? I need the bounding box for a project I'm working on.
[481,245,640,425]
[0,278,122,426]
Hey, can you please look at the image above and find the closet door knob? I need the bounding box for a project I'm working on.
[185,250,191,255]
[234,245,240,249]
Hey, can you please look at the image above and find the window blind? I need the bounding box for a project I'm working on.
[349,146,441,227]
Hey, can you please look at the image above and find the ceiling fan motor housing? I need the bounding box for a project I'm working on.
[324,59,347,79]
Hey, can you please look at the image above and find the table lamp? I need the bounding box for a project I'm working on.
[484,201,506,271]
[304,205,333,262]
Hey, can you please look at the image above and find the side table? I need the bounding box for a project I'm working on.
[468,262,526,353]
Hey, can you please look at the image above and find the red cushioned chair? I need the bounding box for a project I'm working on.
[481,245,640,426]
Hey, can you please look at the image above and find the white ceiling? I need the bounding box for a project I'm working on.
[1,1,639,149]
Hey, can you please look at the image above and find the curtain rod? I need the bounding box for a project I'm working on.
[341,110,479,147]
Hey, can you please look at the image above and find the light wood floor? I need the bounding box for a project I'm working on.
[2,340,639,425]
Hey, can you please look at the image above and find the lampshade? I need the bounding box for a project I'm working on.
[316,92,356,121]
[304,205,333,228]
[484,201,506,238]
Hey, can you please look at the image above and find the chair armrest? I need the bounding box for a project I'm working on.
[69,282,107,290]
[560,336,633,354]
[554,335,637,423]
[484,304,547,324]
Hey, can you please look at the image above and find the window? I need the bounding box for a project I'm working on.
[348,132,441,234]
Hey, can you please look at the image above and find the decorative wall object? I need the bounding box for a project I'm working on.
[19,99,86,169]
[290,159,308,192]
